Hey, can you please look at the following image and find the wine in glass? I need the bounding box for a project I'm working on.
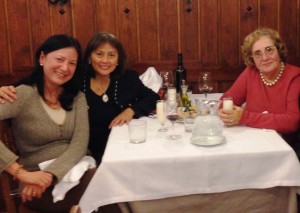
[159,71,174,99]
[165,87,182,140]
[156,100,168,132]
[198,72,213,101]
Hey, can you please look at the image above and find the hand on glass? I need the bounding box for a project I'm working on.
[218,106,243,126]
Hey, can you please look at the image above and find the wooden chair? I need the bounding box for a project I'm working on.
[0,120,41,213]
[0,120,81,213]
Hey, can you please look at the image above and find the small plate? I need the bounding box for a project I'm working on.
[176,119,184,123]
[190,135,225,146]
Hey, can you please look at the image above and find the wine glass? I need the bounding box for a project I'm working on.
[156,100,168,132]
[198,72,213,101]
[165,87,182,140]
[159,71,174,99]
[160,71,174,87]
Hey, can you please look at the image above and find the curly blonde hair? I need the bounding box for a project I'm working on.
[241,28,288,67]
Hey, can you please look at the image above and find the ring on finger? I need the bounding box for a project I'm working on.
[32,191,37,196]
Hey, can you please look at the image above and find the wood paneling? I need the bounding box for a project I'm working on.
[159,0,178,61]
[6,0,31,70]
[28,0,52,60]
[139,0,160,61]
[199,0,219,66]
[0,0,10,75]
[72,0,95,50]
[95,0,116,34]
[117,0,138,64]
[180,0,199,60]
[0,0,300,92]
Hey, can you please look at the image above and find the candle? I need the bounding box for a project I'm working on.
[156,100,166,124]
[223,97,233,114]
[167,87,176,100]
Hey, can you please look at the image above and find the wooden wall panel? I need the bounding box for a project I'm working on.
[180,0,199,61]
[95,0,117,34]
[28,0,51,59]
[0,0,10,75]
[50,2,72,35]
[240,0,258,45]
[72,0,95,51]
[0,0,300,91]
[260,0,278,28]
[199,0,219,66]
[220,0,240,68]
[6,0,31,70]
[117,0,138,64]
[280,0,299,65]
[137,0,159,61]
[159,0,178,61]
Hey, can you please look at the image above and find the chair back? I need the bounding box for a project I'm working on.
[0,119,18,213]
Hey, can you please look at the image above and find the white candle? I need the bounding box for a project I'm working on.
[167,87,176,101]
[156,101,166,124]
[223,97,233,114]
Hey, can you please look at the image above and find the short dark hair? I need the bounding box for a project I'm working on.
[20,34,82,111]
[83,32,127,80]
[241,28,288,67]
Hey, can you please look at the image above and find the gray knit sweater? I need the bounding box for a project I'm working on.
[0,85,89,181]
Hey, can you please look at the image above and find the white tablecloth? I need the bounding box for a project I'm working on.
[79,113,300,213]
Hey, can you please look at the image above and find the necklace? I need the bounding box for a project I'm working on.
[259,62,285,86]
[43,98,61,110]
[102,78,110,102]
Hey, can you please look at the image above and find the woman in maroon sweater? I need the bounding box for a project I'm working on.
[219,28,299,134]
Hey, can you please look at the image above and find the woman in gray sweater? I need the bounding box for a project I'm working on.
[0,35,94,212]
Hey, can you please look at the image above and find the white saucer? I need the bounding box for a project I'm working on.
[176,119,184,124]
[190,135,225,146]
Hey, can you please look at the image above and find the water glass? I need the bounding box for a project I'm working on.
[222,96,233,114]
[128,120,147,144]
[184,116,194,133]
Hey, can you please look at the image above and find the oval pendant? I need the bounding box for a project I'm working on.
[102,94,109,102]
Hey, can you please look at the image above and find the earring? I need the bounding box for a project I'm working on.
[88,60,91,64]
[40,63,43,66]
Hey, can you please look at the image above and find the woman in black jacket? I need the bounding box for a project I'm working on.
[83,32,159,164]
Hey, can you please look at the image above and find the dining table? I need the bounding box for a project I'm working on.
[79,93,300,213]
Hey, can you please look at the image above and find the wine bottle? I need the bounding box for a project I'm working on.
[175,53,187,93]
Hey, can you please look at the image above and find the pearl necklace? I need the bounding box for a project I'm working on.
[259,62,285,86]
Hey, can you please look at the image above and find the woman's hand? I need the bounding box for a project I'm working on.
[109,107,135,128]
[0,86,17,104]
[218,105,243,127]
[17,169,53,191]
[21,184,44,202]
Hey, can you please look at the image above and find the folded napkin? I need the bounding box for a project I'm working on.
[39,156,96,203]
[139,67,162,93]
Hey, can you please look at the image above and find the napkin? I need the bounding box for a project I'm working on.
[139,67,162,93]
[38,156,96,203]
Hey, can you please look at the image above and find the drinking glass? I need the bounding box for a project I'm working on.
[156,100,168,132]
[160,71,174,88]
[159,71,174,99]
[198,72,213,101]
[165,87,182,140]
